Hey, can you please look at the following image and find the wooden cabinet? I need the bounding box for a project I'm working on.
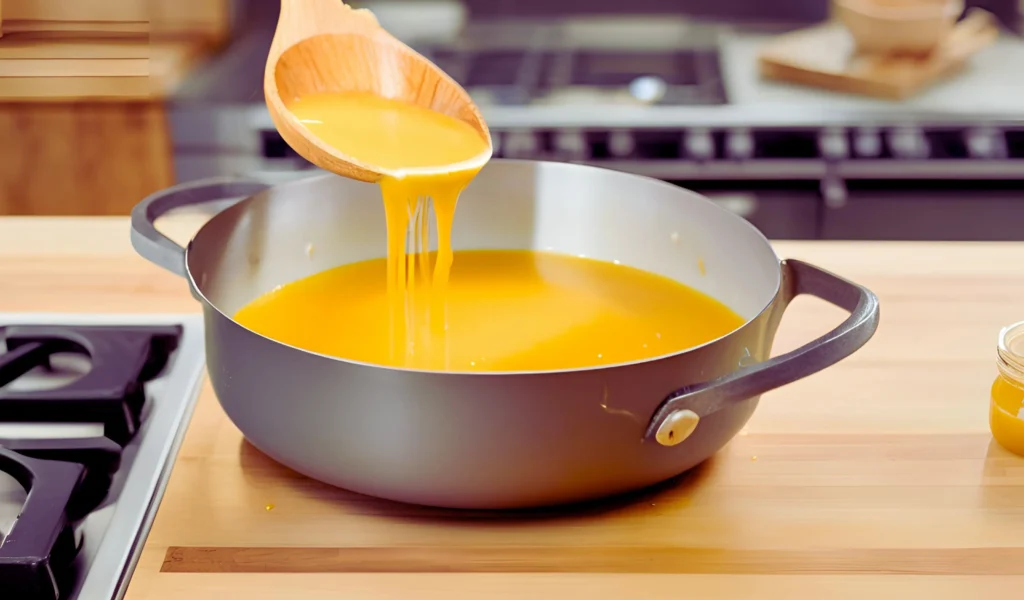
[0,0,228,214]
[0,36,208,214]
[0,0,230,41]
[0,102,174,215]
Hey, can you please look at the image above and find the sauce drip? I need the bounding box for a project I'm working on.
[235,250,745,372]
[285,92,488,368]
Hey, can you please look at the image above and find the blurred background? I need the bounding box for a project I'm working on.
[2,0,1023,240]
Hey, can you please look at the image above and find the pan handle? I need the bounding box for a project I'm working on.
[645,259,880,446]
[130,177,272,278]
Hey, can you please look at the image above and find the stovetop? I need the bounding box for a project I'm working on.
[172,15,729,108]
[420,46,727,107]
[0,314,206,600]
[412,17,729,108]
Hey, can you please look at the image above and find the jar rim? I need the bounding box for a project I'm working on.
[997,320,1024,384]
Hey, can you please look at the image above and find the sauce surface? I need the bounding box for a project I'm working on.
[235,250,745,372]
[287,92,487,172]
[286,92,489,364]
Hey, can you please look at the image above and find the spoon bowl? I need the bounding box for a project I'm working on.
[264,0,491,182]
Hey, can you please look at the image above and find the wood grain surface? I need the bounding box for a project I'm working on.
[0,32,214,100]
[162,545,1024,575]
[0,102,173,215]
[1,216,1022,598]
[0,27,215,215]
[0,0,229,40]
[758,11,999,100]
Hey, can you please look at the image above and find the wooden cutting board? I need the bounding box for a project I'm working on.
[759,10,1000,99]
[4,217,1019,598]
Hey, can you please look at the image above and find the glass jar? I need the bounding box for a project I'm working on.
[991,321,1024,456]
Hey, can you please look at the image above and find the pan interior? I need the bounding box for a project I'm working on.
[186,160,781,369]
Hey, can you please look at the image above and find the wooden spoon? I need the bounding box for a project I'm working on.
[263,0,492,182]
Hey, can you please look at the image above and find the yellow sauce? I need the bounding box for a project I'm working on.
[275,91,743,372]
[235,250,745,372]
[285,92,489,363]
[991,374,1024,456]
[991,322,1024,457]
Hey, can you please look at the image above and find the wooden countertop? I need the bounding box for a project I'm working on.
[2,217,1024,598]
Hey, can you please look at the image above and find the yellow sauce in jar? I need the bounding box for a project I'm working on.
[990,321,1024,457]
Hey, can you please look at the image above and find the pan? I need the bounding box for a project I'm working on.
[131,159,879,509]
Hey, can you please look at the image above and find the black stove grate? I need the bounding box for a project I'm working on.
[0,325,182,600]
[0,449,84,600]
[569,50,699,87]
[419,44,727,106]
[2,436,123,522]
[0,326,180,444]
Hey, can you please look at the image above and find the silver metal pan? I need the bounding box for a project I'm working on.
[131,160,879,509]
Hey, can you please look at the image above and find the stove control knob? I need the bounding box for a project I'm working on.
[726,129,754,160]
[888,127,930,159]
[504,130,538,158]
[554,129,586,160]
[853,128,882,158]
[685,129,715,161]
[608,130,635,157]
[821,178,848,209]
[966,127,1007,159]
[819,128,849,160]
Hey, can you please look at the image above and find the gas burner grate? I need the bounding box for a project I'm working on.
[418,47,545,105]
[0,326,181,444]
[416,41,728,106]
[569,50,699,87]
[2,436,122,521]
[557,49,727,105]
[0,324,182,600]
[0,449,84,600]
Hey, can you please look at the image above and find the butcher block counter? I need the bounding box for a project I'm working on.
[2,216,1023,599]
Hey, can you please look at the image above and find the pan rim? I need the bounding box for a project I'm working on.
[184,159,784,377]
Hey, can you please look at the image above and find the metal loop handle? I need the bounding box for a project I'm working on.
[646,259,880,445]
[130,177,272,278]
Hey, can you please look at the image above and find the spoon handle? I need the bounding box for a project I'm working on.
[271,0,382,62]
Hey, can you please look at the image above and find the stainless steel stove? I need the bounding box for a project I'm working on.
[0,313,205,600]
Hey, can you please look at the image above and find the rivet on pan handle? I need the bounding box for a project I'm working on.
[646,259,880,447]
[130,177,272,278]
